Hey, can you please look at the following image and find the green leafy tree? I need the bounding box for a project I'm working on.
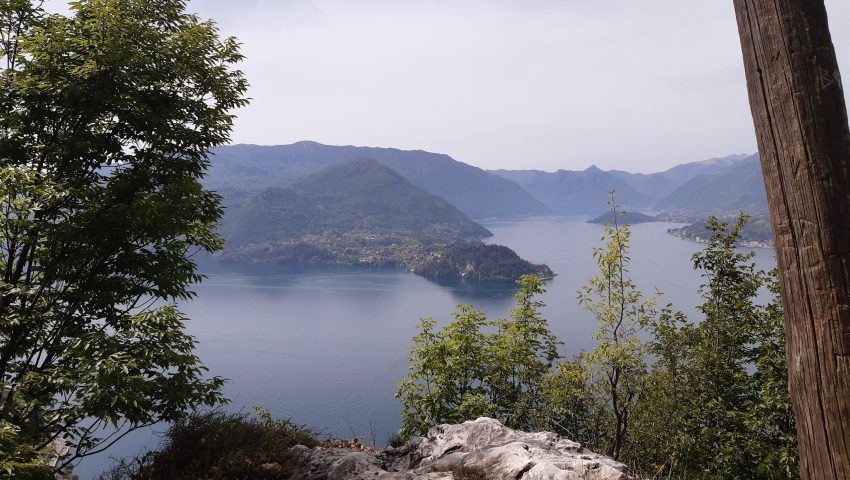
[396,275,559,436]
[0,0,247,473]
[625,307,693,477]
[629,215,798,479]
[748,272,798,479]
[396,307,492,437]
[577,194,658,460]
[681,215,766,477]
[488,275,560,430]
[543,356,609,450]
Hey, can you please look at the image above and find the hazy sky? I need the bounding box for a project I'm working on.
[55,1,850,172]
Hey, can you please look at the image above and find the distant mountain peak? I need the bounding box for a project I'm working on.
[207,143,550,219]
[691,153,756,167]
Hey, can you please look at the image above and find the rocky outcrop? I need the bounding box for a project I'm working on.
[283,417,631,480]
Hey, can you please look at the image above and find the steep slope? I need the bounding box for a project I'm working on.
[656,153,755,186]
[493,166,651,215]
[206,142,550,219]
[655,156,767,215]
[217,160,550,281]
[606,170,679,199]
[492,154,760,214]
[224,158,490,247]
[290,158,491,238]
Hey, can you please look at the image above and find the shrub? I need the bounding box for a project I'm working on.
[97,409,319,480]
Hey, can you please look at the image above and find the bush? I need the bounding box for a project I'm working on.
[97,409,319,480]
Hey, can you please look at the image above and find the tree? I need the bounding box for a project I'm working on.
[0,0,248,473]
[577,194,658,460]
[683,216,769,477]
[396,275,559,436]
[749,272,798,479]
[395,308,492,437]
[488,275,560,430]
[627,216,797,480]
[733,1,850,478]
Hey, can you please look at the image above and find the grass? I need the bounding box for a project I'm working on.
[387,430,410,448]
[432,465,490,480]
[97,409,320,480]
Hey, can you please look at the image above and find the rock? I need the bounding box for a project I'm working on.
[284,418,632,480]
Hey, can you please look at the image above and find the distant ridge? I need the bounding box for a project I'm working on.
[223,158,491,248]
[491,153,763,217]
[209,140,767,222]
[492,166,651,215]
[656,154,767,216]
[207,142,550,219]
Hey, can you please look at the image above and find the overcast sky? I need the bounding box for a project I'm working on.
[53,1,850,172]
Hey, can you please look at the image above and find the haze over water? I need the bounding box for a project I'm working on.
[76,218,776,479]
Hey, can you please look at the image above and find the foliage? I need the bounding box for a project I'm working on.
[624,215,798,479]
[412,242,554,281]
[669,216,774,244]
[223,158,491,248]
[586,210,655,225]
[748,273,798,479]
[574,194,659,459]
[396,308,492,436]
[396,275,560,436]
[543,357,608,451]
[400,208,798,479]
[488,275,560,429]
[0,0,247,473]
[680,215,767,476]
[96,407,320,480]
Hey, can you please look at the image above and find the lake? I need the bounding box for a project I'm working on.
[75,217,777,479]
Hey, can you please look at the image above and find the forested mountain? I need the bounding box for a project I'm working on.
[655,153,755,186]
[206,141,550,219]
[223,158,490,247]
[491,166,651,215]
[606,169,680,199]
[218,159,551,281]
[656,155,767,215]
[587,210,655,225]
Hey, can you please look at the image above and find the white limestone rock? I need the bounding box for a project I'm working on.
[284,418,631,480]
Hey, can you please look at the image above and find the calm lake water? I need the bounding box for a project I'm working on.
[76,217,777,479]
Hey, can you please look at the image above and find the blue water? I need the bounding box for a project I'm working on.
[75,218,777,478]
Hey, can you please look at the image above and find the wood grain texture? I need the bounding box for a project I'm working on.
[732,1,850,478]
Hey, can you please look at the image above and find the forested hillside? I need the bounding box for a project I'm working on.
[207,141,550,219]
[218,159,550,281]
[656,156,767,215]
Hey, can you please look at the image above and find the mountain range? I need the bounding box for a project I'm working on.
[654,155,768,216]
[491,153,766,216]
[207,142,550,220]
[223,158,490,247]
[205,141,771,278]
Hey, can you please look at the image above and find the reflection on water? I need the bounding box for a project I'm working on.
[422,276,521,303]
[76,218,777,479]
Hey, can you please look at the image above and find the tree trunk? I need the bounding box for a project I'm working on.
[732,1,850,479]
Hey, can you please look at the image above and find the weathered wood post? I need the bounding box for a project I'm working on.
[732,1,850,478]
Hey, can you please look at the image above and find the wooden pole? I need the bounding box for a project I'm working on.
[732,1,850,478]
